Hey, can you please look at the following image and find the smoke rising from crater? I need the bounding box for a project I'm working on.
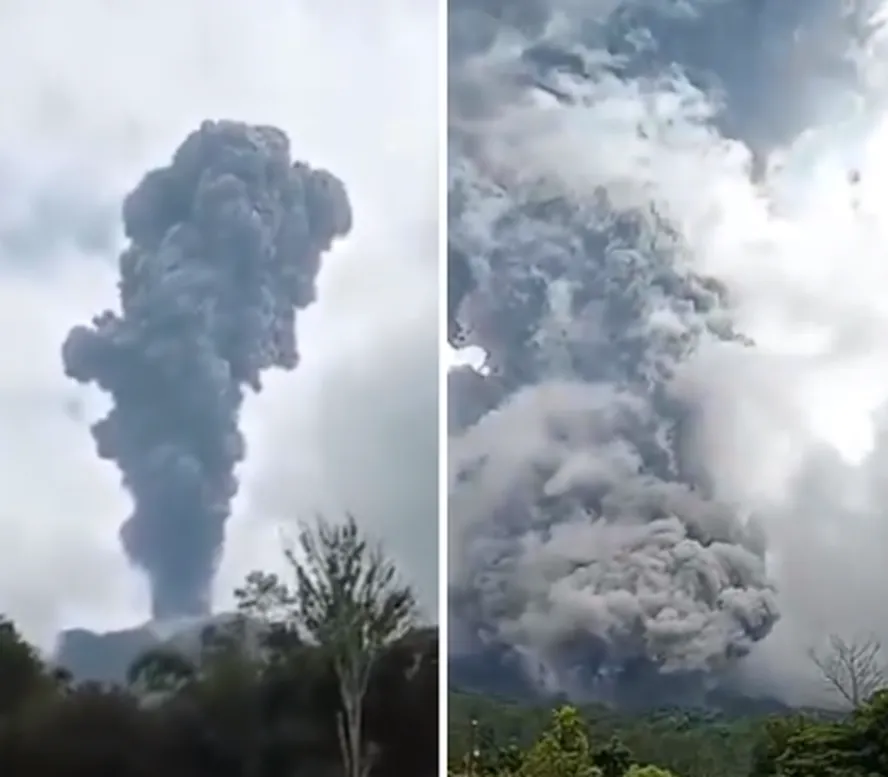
[62,120,351,619]
[449,0,888,704]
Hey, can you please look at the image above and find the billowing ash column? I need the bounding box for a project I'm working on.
[63,120,352,619]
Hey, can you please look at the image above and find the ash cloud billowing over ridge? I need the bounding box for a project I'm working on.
[448,0,885,705]
[62,120,351,620]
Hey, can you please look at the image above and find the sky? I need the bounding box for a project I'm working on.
[0,0,439,650]
[447,0,888,703]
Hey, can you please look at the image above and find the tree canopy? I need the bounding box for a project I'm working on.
[449,687,888,777]
[0,517,437,777]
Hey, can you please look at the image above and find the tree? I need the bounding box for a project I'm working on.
[749,715,812,777]
[753,691,888,777]
[127,647,196,696]
[291,514,416,777]
[771,720,865,777]
[0,610,435,776]
[591,735,634,777]
[237,513,416,777]
[848,688,888,775]
[233,571,302,664]
[0,616,57,718]
[808,633,886,708]
[495,742,525,775]
[519,706,602,777]
[624,767,678,777]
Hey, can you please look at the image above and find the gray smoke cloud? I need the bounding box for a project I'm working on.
[447,146,780,699]
[451,382,778,696]
[62,120,351,619]
[448,0,887,703]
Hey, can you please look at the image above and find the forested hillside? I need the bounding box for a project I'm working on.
[449,688,888,776]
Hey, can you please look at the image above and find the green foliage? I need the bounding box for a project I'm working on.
[772,690,888,777]
[749,715,812,777]
[0,517,436,777]
[236,514,418,777]
[449,690,765,777]
[624,767,678,777]
[0,616,58,718]
[126,645,196,694]
[287,513,417,661]
[450,686,888,777]
[497,742,526,774]
[518,706,602,777]
[0,618,436,777]
[591,736,634,777]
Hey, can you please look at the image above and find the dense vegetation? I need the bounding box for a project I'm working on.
[0,517,437,777]
[449,687,888,776]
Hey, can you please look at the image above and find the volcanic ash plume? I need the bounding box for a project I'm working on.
[446,0,813,693]
[62,120,352,620]
[447,149,781,698]
[450,380,778,700]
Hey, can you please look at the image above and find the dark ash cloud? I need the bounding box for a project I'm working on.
[62,120,351,619]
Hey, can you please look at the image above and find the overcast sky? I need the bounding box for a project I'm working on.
[0,0,439,650]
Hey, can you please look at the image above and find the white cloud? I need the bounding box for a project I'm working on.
[0,0,438,649]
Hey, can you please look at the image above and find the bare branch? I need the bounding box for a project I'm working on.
[808,633,886,708]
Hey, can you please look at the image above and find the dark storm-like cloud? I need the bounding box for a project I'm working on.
[62,120,351,619]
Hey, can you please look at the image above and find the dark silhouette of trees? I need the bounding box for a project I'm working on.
[235,514,417,777]
[0,516,437,777]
